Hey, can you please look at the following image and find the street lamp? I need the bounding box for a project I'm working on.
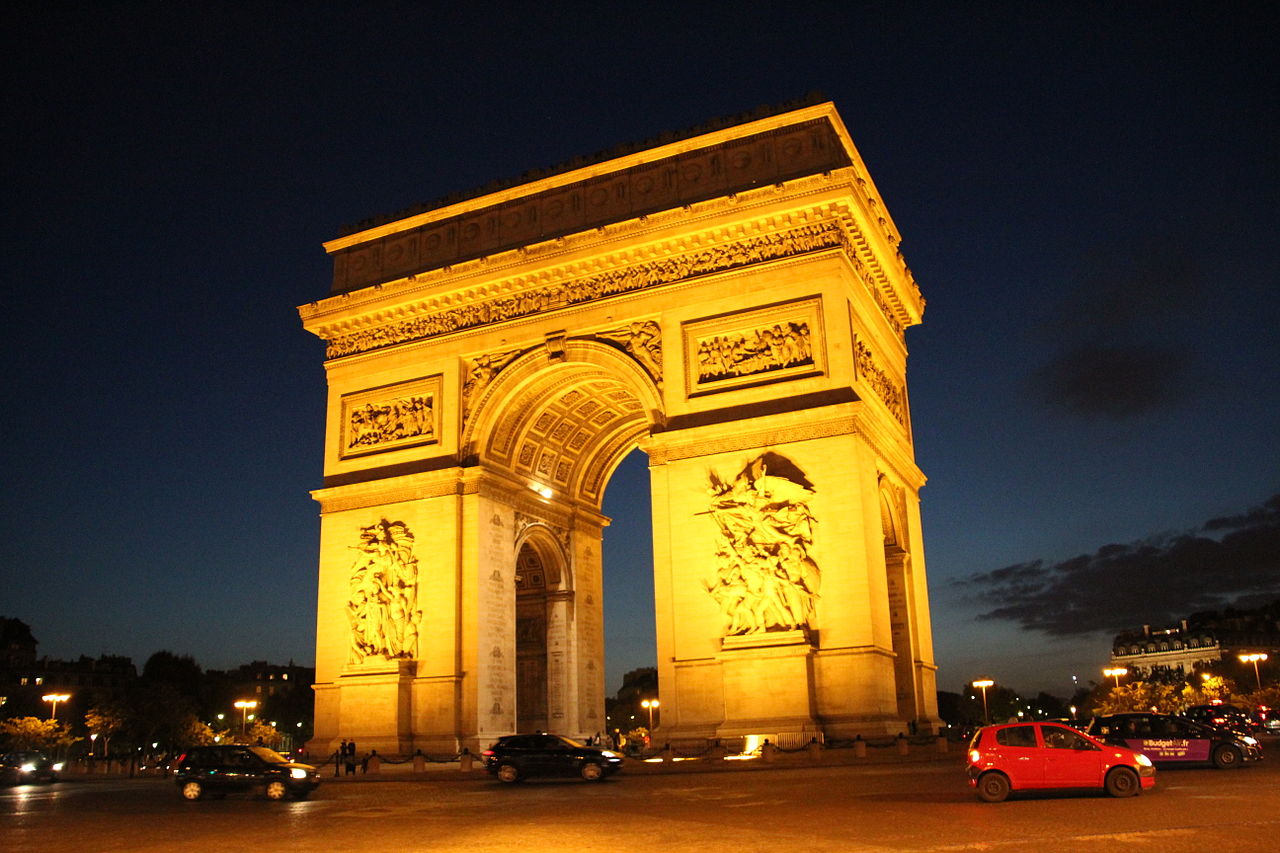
[234,700,258,733]
[641,698,660,733]
[1239,653,1269,689]
[1103,667,1128,689]
[42,693,71,720]
[972,680,994,724]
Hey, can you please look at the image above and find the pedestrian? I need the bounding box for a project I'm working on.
[345,740,357,776]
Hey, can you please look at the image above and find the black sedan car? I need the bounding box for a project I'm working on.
[173,745,321,800]
[1,750,61,784]
[482,733,624,783]
[1087,712,1262,769]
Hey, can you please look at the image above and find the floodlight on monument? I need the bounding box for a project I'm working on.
[42,693,71,720]
[1103,667,1128,689]
[971,680,994,724]
[1239,653,1268,689]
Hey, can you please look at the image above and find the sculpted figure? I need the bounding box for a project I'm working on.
[702,453,820,635]
[595,321,663,383]
[347,519,421,663]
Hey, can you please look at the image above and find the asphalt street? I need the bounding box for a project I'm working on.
[5,752,1280,852]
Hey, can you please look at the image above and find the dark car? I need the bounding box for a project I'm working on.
[966,722,1155,802]
[1087,712,1262,769]
[1183,703,1260,735]
[482,733,623,783]
[1,750,62,785]
[173,745,321,800]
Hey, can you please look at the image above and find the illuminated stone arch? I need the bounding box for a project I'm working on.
[462,340,664,507]
[300,102,941,754]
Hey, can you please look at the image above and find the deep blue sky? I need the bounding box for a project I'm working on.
[3,2,1276,699]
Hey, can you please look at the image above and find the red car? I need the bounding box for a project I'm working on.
[967,722,1156,802]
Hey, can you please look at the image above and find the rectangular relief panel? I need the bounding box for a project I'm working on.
[683,296,825,397]
[339,375,442,459]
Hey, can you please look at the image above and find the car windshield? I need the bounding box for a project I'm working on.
[248,746,290,764]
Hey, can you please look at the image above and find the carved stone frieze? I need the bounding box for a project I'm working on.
[683,297,824,395]
[854,338,906,427]
[702,452,820,637]
[322,222,846,359]
[340,376,441,458]
[347,518,421,664]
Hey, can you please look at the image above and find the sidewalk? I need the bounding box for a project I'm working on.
[320,738,964,783]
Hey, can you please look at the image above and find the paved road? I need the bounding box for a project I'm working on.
[6,755,1280,852]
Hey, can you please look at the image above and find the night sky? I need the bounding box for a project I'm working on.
[4,2,1276,700]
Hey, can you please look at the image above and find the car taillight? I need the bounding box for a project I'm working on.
[482,749,494,757]
[968,749,981,764]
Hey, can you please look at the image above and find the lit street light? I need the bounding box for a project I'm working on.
[1103,667,1128,689]
[234,700,259,734]
[42,693,71,720]
[972,680,994,724]
[1240,653,1269,689]
[641,698,660,733]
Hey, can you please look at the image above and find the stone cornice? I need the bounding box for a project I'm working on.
[301,178,920,360]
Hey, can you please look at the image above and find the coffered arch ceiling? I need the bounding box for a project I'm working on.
[465,341,663,507]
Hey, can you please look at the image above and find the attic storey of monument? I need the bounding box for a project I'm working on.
[299,101,938,755]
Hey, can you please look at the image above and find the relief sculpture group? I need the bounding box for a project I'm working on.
[347,519,421,662]
[703,453,821,636]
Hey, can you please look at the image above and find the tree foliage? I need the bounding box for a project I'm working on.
[0,717,77,752]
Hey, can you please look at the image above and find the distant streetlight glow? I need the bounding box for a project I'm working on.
[42,693,71,720]
[234,700,259,733]
[641,698,660,732]
[1103,667,1128,689]
[1239,653,1268,689]
[972,680,994,724]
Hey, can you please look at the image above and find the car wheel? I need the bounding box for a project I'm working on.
[1105,766,1140,798]
[1212,744,1241,769]
[265,780,289,800]
[976,771,1010,803]
[180,781,204,801]
[496,763,521,783]
[580,762,605,782]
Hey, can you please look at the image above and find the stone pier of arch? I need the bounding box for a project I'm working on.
[299,102,942,756]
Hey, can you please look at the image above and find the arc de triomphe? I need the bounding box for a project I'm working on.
[299,102,940,755]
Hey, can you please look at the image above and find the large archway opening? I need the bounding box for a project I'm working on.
[600,447,655,711]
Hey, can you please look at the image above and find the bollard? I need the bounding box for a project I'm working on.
[413,750,426,772]
[661,743,674,762]
[935,735,948,754]
[761,739,777,763]
[854,738,867,758]
[896,736,909,756]
[708,740,727,761]
[460,748,473,772]
[807,738,823,762]
[366,752,381,774]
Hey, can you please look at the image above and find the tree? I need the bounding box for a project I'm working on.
[0,717,77,752]
[85,702,127,758]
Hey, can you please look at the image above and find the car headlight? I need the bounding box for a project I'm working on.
[52,763,64,772]
[599,750,620,759]
[1135,754,1153,767]
[290,768,309,779]
[19,763,35,773]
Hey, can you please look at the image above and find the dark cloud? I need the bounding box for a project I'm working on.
[1028,239,1201,419]
[954,493,1280,636]
[1030,344,1187,418]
